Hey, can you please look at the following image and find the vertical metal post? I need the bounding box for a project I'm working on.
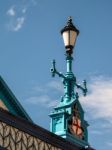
[66,55,73,73]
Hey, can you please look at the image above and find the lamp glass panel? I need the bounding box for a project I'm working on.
[62,31,69,47]
[70,30,77,47]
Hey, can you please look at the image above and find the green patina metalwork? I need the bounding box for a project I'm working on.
[0,76,32,122]
[50,19,89,146]
[50,54,89,147]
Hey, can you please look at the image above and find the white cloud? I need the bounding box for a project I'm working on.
[90,130,103,135]
[26,81,62,108]
[13,17,25,31]
[80,76,112,122]
[47,81,63,92]
[26,95,58,108]
[7,7,16,16]
[7,17,25,32]
[6,6,25,32]
[6,0,37,32]
[29,81,63,95]
[100,121,112,129]
[31,85,47,94]
[22,8,27,14]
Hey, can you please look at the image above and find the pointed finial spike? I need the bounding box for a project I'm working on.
[67,16,72,24]
[68,16,72,21]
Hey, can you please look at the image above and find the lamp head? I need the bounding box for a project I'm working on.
[61,16,79,55]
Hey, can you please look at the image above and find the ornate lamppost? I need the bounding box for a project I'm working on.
[51,17,87,104]
[50,17,89,148]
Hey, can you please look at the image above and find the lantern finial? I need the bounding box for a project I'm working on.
[67,16,73,26]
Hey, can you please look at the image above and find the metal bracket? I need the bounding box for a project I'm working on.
[50,60,87,97]
[50,60,65,79]
[75,80,87,96]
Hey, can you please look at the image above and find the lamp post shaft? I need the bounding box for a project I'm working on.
[66,55,73,73]
[63,54,76,103]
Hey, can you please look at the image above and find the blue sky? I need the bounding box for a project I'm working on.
[0,0,112,149]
